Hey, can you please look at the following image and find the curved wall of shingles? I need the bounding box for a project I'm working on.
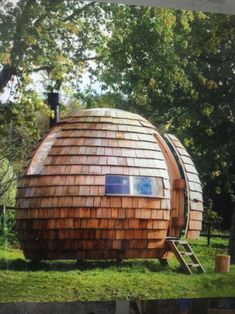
[16,109,201,260]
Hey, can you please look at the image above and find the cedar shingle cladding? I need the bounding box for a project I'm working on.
[165,134,203,240]
[16,108,203,260]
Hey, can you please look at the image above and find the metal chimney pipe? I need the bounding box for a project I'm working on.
[48,92,60,128]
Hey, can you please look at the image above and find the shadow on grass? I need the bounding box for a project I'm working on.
[210,242,228,249]
[75,259,169,272]
[0,257,176,273]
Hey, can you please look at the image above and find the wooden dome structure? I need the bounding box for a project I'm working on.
[16,108,203,261]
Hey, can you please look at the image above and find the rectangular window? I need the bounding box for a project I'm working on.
[105,175,164,197]
[105,175,130,195]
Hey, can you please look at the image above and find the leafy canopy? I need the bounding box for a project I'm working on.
[97,6,235,223]
[0,0,108,92]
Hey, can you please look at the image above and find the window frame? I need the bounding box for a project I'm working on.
[105,175,165,198]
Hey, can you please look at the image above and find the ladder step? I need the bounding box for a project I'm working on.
[174,240,188,245]
[187,263,200,268]
[167,239,205,274]
[180,252,193,256]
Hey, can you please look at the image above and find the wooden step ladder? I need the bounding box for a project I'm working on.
[167,239,205,275]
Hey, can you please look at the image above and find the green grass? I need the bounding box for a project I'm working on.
[0,237,234,302]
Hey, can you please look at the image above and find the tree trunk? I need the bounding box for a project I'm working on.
[0,65,16,92]
[228,202,235,264]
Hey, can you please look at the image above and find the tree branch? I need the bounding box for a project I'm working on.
[0,159,16,199]
[80,48,126,63]
[0,175,17,199]
[64,2,96,22]
[29,66,52,73]
[0,65,17,92]
[10,0,37,64]
[80,55,103,62]
[0,0,37,92]
[29,55,104,72]
[199,54,235,64]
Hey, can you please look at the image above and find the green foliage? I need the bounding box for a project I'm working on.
[0,0,109,93]
[79,92,126,109]
[0,1,110,202]
[98,7,197,112]
[0,96,49,185]
[203,200,222,225]
[0,238,234,301]
[98,7,235,224]
[203,209,222,226]
[60,97,85,117]
[0,210,18,248]
[0,158,16,206]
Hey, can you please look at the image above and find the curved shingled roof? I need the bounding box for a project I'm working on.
[16,108,202,260]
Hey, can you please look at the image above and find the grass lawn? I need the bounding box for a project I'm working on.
[0,237,234,302]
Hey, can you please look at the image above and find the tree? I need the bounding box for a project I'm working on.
[97,6,235,226]
[0,0,110,191]
[229,200,235,263]
[0,0,108,93]
[0,158,16,206]
[0,101,46,206]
